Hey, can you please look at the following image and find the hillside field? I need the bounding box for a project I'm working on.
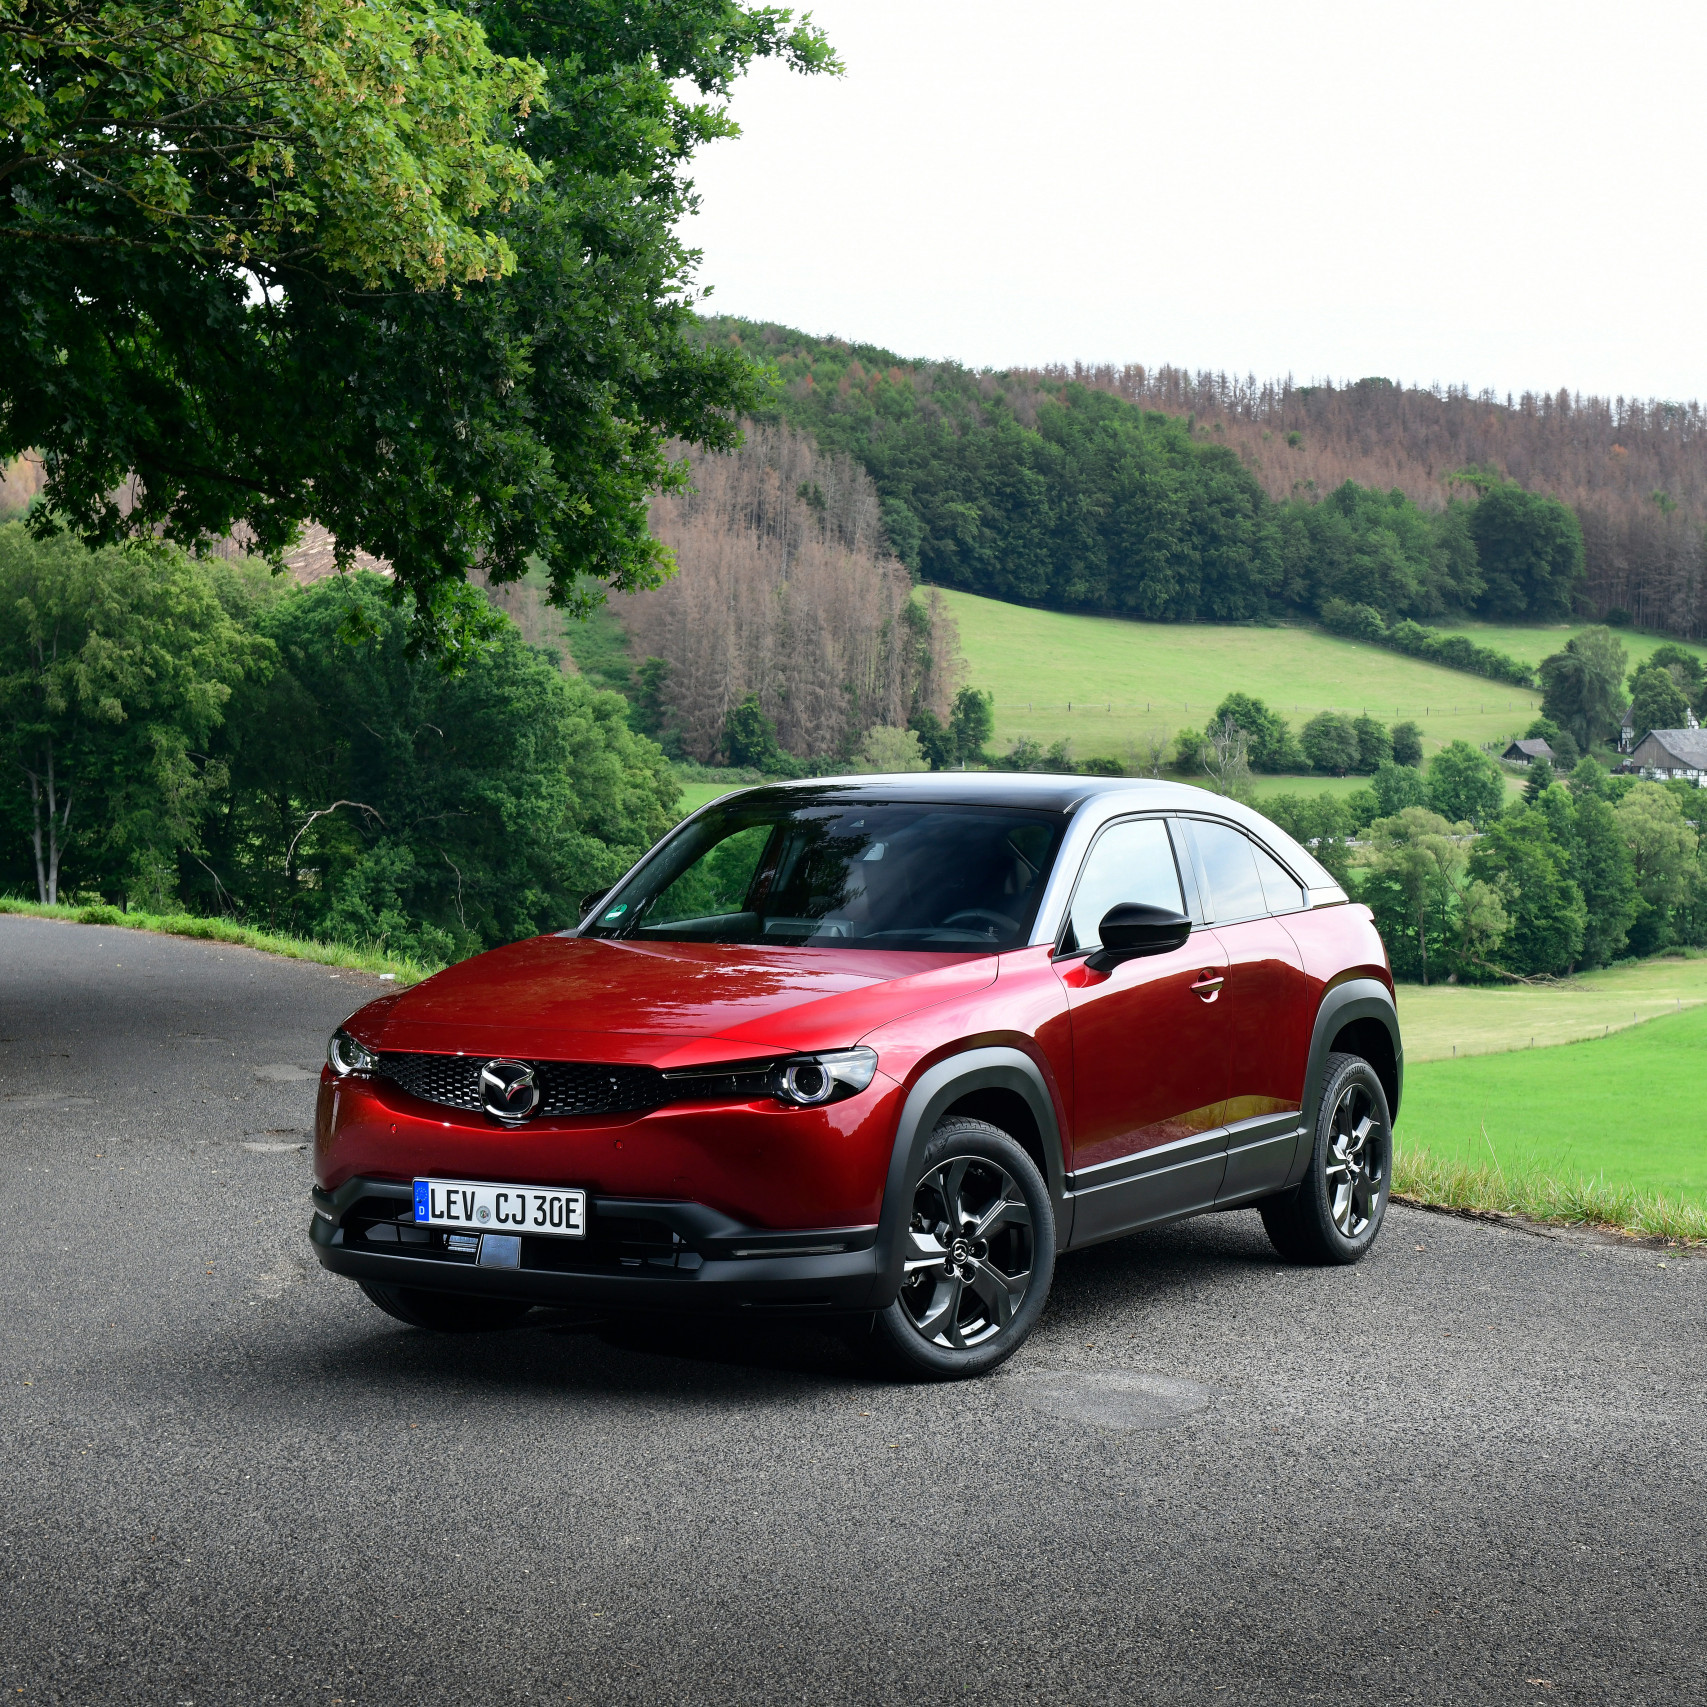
[940,588,1549,771]
[1397,954,1707,1061]
[1445,620,1707,674]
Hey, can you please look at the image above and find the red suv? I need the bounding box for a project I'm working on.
[312,775,1400,1378]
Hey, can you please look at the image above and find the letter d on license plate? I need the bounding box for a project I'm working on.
[414,1178,586,1240]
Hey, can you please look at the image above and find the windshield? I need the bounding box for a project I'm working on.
[585,798,1065,951]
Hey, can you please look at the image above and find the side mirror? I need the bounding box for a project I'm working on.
[580,887,611,918]
[1087,902,1192,970]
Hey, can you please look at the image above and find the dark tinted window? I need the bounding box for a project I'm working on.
[1065,818,1185,951]
[586,800,1064,950]
[1187,821,1268,924]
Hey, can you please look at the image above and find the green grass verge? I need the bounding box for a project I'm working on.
[1395,1001,1707,1238]
[0,897,438,984]
[939,586,1545,767]
[1394,1149,1707,1244]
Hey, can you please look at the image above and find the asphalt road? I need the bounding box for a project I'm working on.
[2,913,1704,1707]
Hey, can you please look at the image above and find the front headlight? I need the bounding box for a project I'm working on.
[770,1047,879,1108]
[327,1028,378,1077]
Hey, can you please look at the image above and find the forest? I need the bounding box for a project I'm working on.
[708,317,1706,643]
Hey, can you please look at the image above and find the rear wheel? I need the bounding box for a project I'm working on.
[1260,1052,1392,1264]
[869,1118,1055,1380]
[357,1280,533,1332]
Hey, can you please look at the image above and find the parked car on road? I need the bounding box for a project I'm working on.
[312,774,1401,1377]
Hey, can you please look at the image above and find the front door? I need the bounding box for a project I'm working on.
[1055,817,1230,1244]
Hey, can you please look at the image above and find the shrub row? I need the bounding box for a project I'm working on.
[1319,598,1534,687]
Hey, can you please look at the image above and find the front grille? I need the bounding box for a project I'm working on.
[374,1052,774,1119]
[379,1052,485,1112]
[537,1061,662,1117]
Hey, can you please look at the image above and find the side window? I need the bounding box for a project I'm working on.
[1187,821,1268,924]
[1064,818,1185,952]
[1251,841,1307,914]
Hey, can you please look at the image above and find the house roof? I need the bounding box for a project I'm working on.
[1622,704,1636,728]
[1630,727,1707,770]
[1503,738,1555,761]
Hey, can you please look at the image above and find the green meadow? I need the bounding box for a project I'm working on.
[1398,1001,1707,1211]
[1445,619,1707,674]
[1397,954,1707,1061]
[938,587,1545,770]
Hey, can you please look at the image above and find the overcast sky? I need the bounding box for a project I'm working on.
[684,0,1707,403]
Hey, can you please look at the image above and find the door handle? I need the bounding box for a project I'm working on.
[1190,973,1224,1002]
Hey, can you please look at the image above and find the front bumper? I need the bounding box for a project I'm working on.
[310,1175,888,1313]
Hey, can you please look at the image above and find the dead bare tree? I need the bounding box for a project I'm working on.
[620,426,961,762]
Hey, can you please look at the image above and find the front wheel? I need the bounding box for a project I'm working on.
[870,1118,1055,1380]
[1260,1052,1392,1264]
[358,1280,534,1332]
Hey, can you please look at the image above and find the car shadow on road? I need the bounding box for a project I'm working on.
[298,1305,874,1400]
[282,1210,1294,1400]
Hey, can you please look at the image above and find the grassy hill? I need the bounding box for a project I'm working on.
[1445,619,1704,674]
[941,588,1549,775]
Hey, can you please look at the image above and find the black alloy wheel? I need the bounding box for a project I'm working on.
[1260,1052,1393,1264]
[357,1280,534,1332]
[870,1117,1055,1379]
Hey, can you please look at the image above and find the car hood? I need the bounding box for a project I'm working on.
[345,934,998,1067]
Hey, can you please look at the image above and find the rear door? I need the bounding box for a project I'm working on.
[1054,816,1230,1244]
[1177,817,1314,1203]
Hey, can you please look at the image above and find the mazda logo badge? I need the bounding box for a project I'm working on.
[479,1059,540,1123]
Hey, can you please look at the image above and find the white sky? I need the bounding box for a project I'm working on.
[684,0,1707,402]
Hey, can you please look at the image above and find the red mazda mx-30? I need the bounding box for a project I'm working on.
[312,774,1401,1378]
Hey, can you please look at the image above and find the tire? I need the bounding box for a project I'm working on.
[357,1279,534,1332]
[868,1117,1055,1381]
[1260,1052,1392,1265]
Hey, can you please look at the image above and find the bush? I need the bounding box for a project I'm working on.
[856,725,927,773]
[908,708,955,769]
[995,736,1046,772]
[1214,693,1301,773]
[1425,740,1507,828]
[1390,720,1424,766]
[723,693,798,774]
[1384,619,1534,687]
[1352,714,1391,772]
[1318,594,1534,687]
[1371,759,1428,817]
[1319,598,1388,644]
[1301,711,1360,775]
[948,687,995,765]
[1080,756,1125,777]
[1172,727,1210,771]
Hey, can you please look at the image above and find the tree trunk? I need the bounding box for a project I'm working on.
[24,762,46,905]
[41,741,70,906]
[1416,895,1429,986]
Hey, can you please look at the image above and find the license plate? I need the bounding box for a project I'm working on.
[413,1178,585,1240]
